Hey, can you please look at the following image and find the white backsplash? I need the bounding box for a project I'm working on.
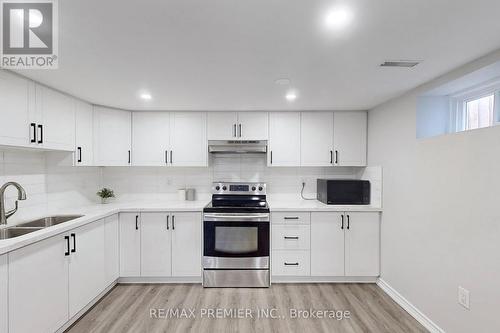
[0,150,100,224]
[0,150,382,225]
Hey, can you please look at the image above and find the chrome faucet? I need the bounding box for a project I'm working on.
[0,182,27,225]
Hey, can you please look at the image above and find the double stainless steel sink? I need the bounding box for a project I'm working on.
[0,215,83,240]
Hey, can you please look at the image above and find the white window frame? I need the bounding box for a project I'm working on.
[450,82,500,132]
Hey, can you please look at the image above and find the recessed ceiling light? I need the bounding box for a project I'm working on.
[140,93,152,100]
[275,78,291,85]
[325,6,353,30]
[286,91,297,101]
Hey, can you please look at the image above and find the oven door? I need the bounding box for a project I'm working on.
[203,213,269,269]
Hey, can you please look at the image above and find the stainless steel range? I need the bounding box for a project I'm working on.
[203,182,270,288]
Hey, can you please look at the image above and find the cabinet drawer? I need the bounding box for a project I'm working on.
[271,212,310,224]
[272,225,310,250]
[272,250,310,276]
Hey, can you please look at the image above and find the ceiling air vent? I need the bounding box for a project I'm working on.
[380,60,421,68]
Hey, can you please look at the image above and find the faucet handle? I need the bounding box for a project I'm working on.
[5,201,19,219]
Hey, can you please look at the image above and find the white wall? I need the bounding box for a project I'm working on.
[368,50,500,332]
[0,150,100,224]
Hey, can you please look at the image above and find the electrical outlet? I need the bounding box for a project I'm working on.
[458,286,470,310]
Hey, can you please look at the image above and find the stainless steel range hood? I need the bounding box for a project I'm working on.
[208,140,267,154]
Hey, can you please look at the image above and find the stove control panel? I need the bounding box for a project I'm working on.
[212,182,266,195]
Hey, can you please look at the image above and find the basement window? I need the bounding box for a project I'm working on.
[464,94,495,130]
[453,88,500,132]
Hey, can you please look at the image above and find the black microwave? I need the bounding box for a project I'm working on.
[317,179,370,205]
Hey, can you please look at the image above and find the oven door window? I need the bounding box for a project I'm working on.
[215,226,258,254]
[204,221,269,258]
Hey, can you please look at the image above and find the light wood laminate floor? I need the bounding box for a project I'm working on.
[67,283,428,333]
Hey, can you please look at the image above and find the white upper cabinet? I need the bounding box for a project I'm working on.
[237,112,268,140]
[74,100,94,166]
[268,112,301,166]
[170,112,207,167]
[344,212,380,276]
[0,71,31,147]
[207,111,268,140]
[207,112,238,140]
[94,106,132,166]
[333,111,367,166]
[300,112,334,166]
[36,84,76,151]
[132,112,170,166]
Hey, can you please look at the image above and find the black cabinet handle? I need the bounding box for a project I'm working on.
[128,150,131,164]
[172,215,175,230]
[270,151,273,164]
[37,124,43,144]
[347,215,350,230]
[30,123,37,143]
[135,215,139,230]
[71,233,76,253]
[284,236,299,240]
[64,236,70,256]
[233,124,237,137]
[166,215,169,230]
[341,214,344,229]
[284,216,299,220]
[239,124,242,137]
[77,147,82,163]
[165,150,168,164]
[170,151,173,164]
[330,150,333,164]
[284,262,299,266]
[335,150,338,164]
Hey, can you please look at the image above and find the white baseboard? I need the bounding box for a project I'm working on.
[118,276,202,284]
[272,276,378,283]
[376,278,445,333]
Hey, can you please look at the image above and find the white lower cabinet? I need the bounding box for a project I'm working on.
[310,211,380,277]
[104,214,120,285]
[68,220,106,318]
[171,212,202,277]
[119,213,141,277]
[9,234,69,333]
[120,211,202,278]
[311,212,345,276]
[0,255,8,333]
[344,212,380,276]
[141,212,172,276]
[272,250,310,276]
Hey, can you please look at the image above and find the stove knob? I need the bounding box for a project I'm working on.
[215,186,220,191]
[252,186,256,191]
[222,186,227,191]
[258,186,263,191]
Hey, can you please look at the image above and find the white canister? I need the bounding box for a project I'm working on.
[177,189,186,201]
[186,188,196,201]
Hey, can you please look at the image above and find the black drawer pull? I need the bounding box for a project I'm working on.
[71,233,76,253]
[30,123,37,143]
[284,216,299,220]
[64,236,70,256]
[284,236,299,240]
[284,262,299,266]
[135,215,139,230]
[37,124,43,144]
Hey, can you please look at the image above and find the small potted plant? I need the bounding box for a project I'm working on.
[97,187,115,204]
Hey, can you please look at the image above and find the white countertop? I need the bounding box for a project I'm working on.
[0,198,381,255]
[268,199,383,212]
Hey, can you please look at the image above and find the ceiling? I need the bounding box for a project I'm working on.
[15,0,500,111]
